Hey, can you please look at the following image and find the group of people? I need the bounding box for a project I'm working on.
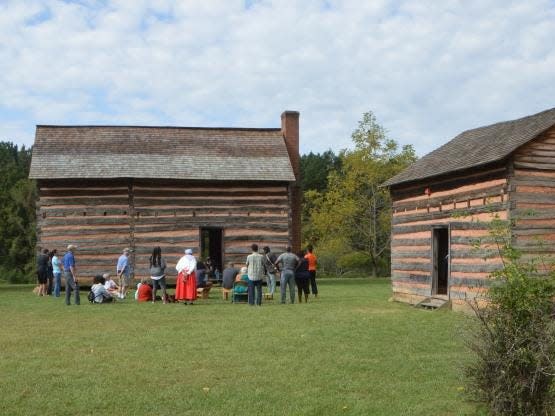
[36,244,131,305]
[240,243,318,306]
[37,243,318,306]
[36,248,60,297]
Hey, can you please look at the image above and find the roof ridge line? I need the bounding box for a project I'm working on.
[36,125,282,132]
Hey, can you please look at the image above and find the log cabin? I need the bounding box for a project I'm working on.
[29,111,301,284]
[383,107,555,311]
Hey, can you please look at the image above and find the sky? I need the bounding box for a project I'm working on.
[1,0,554,156]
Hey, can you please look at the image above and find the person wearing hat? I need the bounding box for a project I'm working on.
[116,248,132,299]
[175,249,197,304]
[63,244,80,305]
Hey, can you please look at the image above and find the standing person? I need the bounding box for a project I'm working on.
[116,248,132,299]
[275,246,299,304]
[262,246,277,297]
[63,244,80,305]
[149,246,167,304]
[46,251,54,295]
[36,249,49,296]
[175,249,197,305]
[51,249,62,297]
[304,245,318,298]
[245,244,265,306]
[295,250,311,303]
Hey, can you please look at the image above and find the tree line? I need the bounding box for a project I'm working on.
[0,111,415,283]
[0,142,37,283]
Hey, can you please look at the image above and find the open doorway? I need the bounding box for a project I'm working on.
[199,227,223,278]
[432,226,449,296]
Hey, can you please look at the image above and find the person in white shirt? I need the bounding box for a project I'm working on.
[175,248,197,304]
[103,273,119,295]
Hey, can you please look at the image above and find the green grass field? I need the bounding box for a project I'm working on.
[0,279,476,415]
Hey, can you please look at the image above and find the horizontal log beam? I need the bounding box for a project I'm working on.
[393,221,491,235]
[391,263,431,272]
[391,250,430,259]
[392,203,506,225]
[514,161,555,171]
[450,263,503,273]
[390,166,506,200]
[393,185,506,210]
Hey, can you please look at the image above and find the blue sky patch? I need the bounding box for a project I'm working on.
[25,7,52,26]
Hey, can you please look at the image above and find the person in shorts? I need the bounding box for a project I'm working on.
[116,248,132,299]
[149,246,167,304]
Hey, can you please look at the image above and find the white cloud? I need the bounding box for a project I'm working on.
[0,0,554,156]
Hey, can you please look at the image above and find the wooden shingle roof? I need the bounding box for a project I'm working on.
[384,107,555,187]
[29,126,296,182]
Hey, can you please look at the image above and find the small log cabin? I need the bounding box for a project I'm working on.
[383,107,555,311]
[29,111,301,283]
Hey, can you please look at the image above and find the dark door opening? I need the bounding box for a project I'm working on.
[200,227,223,279]
[432,227,449,296]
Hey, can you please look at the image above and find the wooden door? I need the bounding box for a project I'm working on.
[432,227,449,296]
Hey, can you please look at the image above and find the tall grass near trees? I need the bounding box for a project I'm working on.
[1,279,475,415]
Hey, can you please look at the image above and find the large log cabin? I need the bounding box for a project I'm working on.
[383,107,555,311]
[29,111,301,284]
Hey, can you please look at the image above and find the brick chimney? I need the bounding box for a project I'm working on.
[281,111,301,252]
[281,111,300,180]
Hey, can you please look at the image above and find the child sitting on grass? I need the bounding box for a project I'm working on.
[135,277,153,302]
[91,274,114,303]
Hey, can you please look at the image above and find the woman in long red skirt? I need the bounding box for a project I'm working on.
[175,248,197,304]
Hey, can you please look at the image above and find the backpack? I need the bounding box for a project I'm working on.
[88,290,95,303]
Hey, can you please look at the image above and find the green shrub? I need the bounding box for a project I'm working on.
[337,251,371,271]
[465,217,555,415]
[0,266,34,284]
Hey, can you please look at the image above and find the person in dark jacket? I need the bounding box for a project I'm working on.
[295,250,310,303]
[36,249,49,296]
[46,250,54,296]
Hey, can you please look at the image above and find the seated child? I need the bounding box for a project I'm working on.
[91,274,114,303]
[135,277,153,302]
[103,273,119,295]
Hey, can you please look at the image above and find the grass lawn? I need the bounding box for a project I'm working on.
[0,278,476,416]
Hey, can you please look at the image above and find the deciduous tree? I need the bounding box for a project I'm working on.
[307,112,416,276]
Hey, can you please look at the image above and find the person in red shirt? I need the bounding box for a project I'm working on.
[136,277,153,302]
[304,245,318,297]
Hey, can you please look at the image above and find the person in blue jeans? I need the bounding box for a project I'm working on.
[51,249,62,297]
[63,244,80,305]
[275,246,299,304]
[245,244,265,306]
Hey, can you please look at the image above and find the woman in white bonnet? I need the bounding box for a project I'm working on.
[175,248,197,304]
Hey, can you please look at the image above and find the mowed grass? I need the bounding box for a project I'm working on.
[0,279,475,416]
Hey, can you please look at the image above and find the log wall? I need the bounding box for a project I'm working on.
[36,179,291,283]
[390,166,509,307]
[511,126,555,270]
